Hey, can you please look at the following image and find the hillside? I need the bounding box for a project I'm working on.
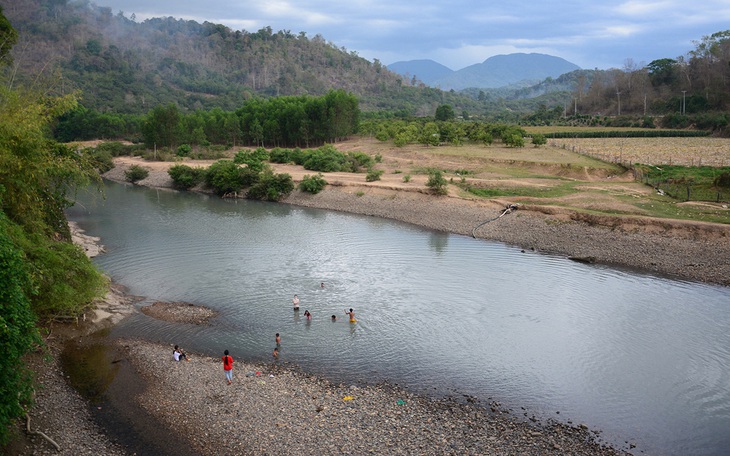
[1,0,477,115]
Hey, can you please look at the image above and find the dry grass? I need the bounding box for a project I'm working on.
[547,137,730,167]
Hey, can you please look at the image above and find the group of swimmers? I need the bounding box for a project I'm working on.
[292,292,357,323]
[174,285,359,385]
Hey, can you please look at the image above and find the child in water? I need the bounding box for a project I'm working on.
[275,333,281,346]
[345,308,356,323]
[273,347,279,359]
[304,310,312,320]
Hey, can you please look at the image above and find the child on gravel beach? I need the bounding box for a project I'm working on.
[173,345,188,361]
[222,350,234,384]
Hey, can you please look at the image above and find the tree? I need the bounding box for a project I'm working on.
[142,104,181,148]
[0,5,18,67]
[435,104,455,121]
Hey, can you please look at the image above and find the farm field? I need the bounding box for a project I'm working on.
[547,137,730,167]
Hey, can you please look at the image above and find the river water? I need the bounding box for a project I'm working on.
[66,181,730,455]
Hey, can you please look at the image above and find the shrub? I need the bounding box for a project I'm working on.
[83,147,114,173]
[168,164,204,190]
[303,144,347,172]
[234,147,269,173]
[403,174,411,183]
[269,147,295,163]
[531,134,547,147]
[503,133,525,148]
[247,171,294,201]
[177,144,192,157]
[299,173,327,194]
[366,168,384,182]
[204,160,253,196]
[124,165,149,183]
[426,170,448,195]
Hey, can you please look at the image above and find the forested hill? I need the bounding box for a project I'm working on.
[3,0,472,115]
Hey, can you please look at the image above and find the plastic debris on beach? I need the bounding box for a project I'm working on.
[343,396,354,401]
[396,399,406,405]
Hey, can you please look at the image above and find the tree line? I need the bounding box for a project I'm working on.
[55,89,360,149]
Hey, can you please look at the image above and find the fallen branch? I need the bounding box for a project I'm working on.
[471,204,519,237]
[25,413,61,452]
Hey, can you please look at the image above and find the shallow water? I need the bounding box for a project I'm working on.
[67,181,730,455]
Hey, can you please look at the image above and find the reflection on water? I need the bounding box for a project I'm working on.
[66,181,730,455]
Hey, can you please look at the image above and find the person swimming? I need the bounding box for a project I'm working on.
[331,314,337,321]
[292,294,300,310]
[304,310,312,320]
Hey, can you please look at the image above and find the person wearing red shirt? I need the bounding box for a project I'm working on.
[222,350,234,384]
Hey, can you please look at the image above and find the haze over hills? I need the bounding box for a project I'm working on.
[388,53,582,91]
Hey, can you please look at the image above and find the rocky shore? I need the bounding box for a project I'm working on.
[106,159,730,286]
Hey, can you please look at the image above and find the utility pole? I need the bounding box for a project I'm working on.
[616,91,621,116]
[682,90,687,115]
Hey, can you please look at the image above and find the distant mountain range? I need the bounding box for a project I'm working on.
[387,53,581,91]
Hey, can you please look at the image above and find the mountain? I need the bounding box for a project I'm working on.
[389,53,581,91]
[386,59,454,85]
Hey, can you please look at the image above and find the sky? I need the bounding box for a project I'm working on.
[93,0,730,71]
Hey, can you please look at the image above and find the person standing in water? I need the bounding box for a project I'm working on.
[275,333,281,347]
[292,294,300,311]
[345,308,356,323]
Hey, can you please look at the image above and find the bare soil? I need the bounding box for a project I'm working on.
[103,137,730,286]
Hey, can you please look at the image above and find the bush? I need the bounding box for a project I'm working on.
[177,144,192,157]
[234,147,269,173]
[366,168,384,182]
[124,165,149,183]
[83,147,114,173]
[303,144,347,172]
[503,133,525,148]
[531,134,547,147]
[426,170,448,195]
[403,174,411,183]
[204,160,254,196]
[299,173,327,194]
[168,164,204,190]
[247,171,294,201]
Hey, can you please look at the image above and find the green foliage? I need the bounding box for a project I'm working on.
[0,216,40,446]
[435,104,455,121]
[82,147,114,173]
[233,147,270,172]
[403,174,411,183]
[177,144,192,157]
[18,233,107,317]
[124,165,149,183]
[637,165,730,202]
[426,170,448,195]
[246,170,294,201]
[503,133,525,148]
[204,160,259,195]
[299,173,328,194]
[531,134,547,147]
[168,164,204,190]
[142,104,181,148]
[365,168,384,182]
[303,144,347,172]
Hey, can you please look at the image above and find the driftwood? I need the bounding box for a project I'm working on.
[25,413,61,452]
[471,204,520,237]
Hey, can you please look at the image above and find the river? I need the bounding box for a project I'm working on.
[66,181,730,455]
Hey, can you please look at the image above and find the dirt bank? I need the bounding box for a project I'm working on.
[105,156,730,286]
